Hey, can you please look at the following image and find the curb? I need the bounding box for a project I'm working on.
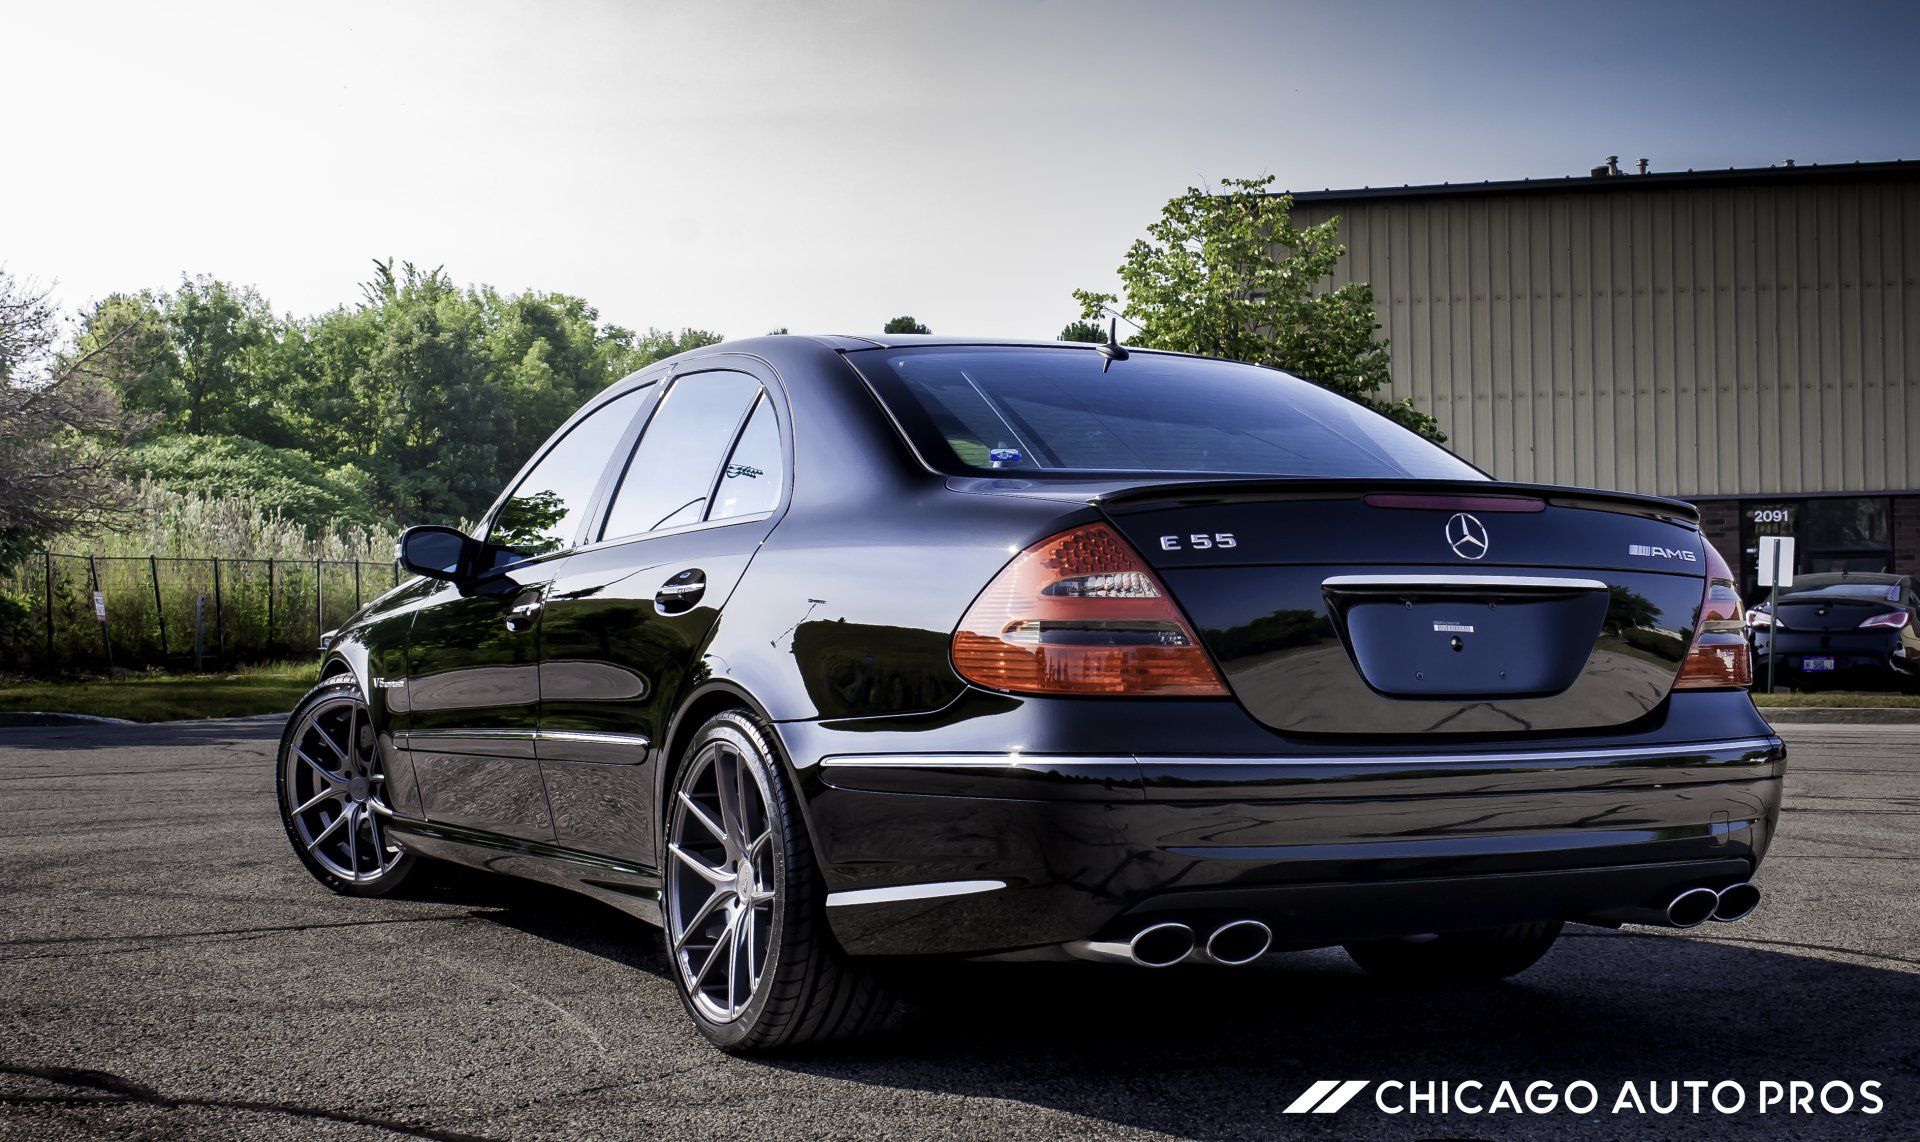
[0,711,135,727]
[1761,707,1920,725]
[0,711,291,728]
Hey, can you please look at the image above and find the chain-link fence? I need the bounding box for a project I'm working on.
[0,554,400,674]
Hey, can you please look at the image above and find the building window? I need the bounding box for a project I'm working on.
[1738,497,1893,600]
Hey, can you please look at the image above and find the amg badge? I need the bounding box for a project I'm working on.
[1628,544,1699,562]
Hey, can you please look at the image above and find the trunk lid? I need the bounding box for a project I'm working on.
[1771,596,1895,633]
[1093,478,1708,736]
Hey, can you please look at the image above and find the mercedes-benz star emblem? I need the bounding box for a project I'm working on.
[1445,512,1490,560]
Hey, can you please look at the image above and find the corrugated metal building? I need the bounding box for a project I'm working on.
[1285,159,1920,594]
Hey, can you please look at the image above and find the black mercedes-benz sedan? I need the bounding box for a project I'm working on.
[277,335,1784,1051]
[1748,572,1920,691]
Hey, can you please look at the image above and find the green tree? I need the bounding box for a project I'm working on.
[882,315,930,335]
[1057,319,1105,343]
[74,291,176,427]
[75,277,287,441]
[633,327,724,365]
[166,277,281,437]
[1074,175,1443,441]
[0,271,147,560]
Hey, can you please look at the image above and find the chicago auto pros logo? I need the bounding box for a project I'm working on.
[1281,1078,1885,1118]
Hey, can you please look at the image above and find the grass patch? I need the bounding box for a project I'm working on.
[1748,690,1920,708]
[0,661,319,722]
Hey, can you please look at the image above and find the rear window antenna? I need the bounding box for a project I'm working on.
[1096,317,1130,372]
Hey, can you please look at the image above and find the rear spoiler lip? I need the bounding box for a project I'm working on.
[1091,477,1701,525]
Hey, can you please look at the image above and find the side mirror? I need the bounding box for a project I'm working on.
[397,525,475,581]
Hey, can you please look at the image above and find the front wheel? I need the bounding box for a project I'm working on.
[663,710,895,1052]
[276,680,417,896]
[1344,921,1562,984]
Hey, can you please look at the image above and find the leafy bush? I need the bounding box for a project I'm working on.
[122,434,386,529]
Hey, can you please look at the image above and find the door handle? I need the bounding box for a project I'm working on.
[504,599,544,632]
[655,569,707,614]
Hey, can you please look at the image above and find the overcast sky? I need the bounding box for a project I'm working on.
[4,0,1918,341]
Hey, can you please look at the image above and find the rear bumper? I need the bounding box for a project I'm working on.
[1752,630,1915,687]
[802,730,1785,957]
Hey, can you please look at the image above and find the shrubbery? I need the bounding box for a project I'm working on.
[120,435,385,530]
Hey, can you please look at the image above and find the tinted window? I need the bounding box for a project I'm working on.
[709,395,783,521]
[488,387,646,557]
[1783,578,1901,601]
[600,371,762,539]
[851,346,1481,481]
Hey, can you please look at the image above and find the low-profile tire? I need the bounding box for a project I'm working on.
[276,680,418,897]
[663,709,896,1052]
[1344,921,1563,984]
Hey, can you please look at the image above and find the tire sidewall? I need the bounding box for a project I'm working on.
[276,679,415,898]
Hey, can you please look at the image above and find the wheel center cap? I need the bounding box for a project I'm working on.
[349,775,370,802]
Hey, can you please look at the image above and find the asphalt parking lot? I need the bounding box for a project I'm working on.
[1,718,1915,1140]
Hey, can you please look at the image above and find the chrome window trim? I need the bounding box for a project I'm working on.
[825,879,1008,908]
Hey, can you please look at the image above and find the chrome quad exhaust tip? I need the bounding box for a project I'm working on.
[1129,922,1198,968]
[1665,886,1721,929]
[1205,919,1273,966]
[1711,881,1761,923]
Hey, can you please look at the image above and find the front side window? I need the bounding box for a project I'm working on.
[488,387,646,558]
[600,371,763,540]
[849,346,1481,481]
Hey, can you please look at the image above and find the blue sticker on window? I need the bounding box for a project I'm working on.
[988,447,1022,466]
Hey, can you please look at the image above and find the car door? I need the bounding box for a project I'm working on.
[402,384,654,840]
[535,365,788,865]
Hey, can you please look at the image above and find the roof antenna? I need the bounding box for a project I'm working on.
[1096,317,1130,373]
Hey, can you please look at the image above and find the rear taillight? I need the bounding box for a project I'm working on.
[1861,611,1911,630]
[1675,540,1753,690]
[952,522,1228,696]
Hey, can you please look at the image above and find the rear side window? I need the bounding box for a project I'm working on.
[849,346,1481,481]
[709,395,783,521]
[488,387,647,558]
[599,371,763,539]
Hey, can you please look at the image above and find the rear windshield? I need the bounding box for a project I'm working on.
[1784,579,1902,601]
[849,346,1483,481]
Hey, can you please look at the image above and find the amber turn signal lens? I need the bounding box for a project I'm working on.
[1674,539,1753,690]
[952,523,1229,696]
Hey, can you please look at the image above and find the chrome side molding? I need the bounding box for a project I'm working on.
[396,728,651,751]
[825,879,1008,908]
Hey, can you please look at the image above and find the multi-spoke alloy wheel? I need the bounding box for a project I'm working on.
[666,733,777,1023]
[662,711,896,1052]
[277,682,415,894]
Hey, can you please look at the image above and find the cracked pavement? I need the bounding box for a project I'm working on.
[1,718,1916,1139]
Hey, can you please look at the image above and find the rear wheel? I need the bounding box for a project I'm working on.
[664,710,895,1052]
[1344,921,1562,984]
[276,681,417,896]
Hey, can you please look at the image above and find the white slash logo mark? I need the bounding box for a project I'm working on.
[1283,1079,1370,1114]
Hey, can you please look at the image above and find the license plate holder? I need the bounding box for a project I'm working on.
[1802,656,1836,673]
